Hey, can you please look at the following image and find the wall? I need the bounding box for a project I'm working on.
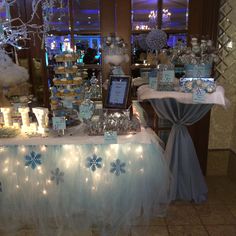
[209,0,236,151]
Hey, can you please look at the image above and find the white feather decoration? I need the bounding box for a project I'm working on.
[0,50,28,87]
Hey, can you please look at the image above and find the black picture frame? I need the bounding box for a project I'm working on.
[105,75,132,109]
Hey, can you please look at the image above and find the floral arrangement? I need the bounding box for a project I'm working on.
[0,50,30,107]
[103,36,127,55]
[170,37,219,77]
[103,36,129,67]
[179,38,218,65]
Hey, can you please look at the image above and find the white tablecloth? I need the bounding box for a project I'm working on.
[137,85,228,203]
[0,127,162,146]
[138,85,228,106]
[0,128,171,235]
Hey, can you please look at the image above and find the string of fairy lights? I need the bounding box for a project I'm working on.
[0,143,145,197]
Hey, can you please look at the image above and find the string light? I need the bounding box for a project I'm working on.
[136,146,143,154]
[162,8,172,23]
[40,145,47,152]
[91,186,96,191]
[95,173,101,181]
[1,143,150,199]
[105,150,111,156]
[148,10,157,20]
[135,25,150,30]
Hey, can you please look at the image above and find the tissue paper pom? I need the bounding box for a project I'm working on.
[146,29,167,51]
[0,50,28,86]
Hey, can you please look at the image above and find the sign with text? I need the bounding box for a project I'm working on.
[105,75,131,109]
[104,131,117,144]
[52,117,66,130]
[161,70,175,83]
[149,77,158,90]
[63,100,73,109]
[192,88,206,103]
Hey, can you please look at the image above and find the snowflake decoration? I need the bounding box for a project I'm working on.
[110,159,126,176]
[86,154,102,172]
[25,151,42,169]
[51,168,64,185]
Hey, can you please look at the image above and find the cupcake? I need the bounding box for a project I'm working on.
[61,78,68,84]
[64,53,73,60]
[55,66,65,73]
[62,88,70,96]
[67,77,74,84]
[73,76,83,85]
[82,71,88,78]
[55,54,65,62]
[72,65,78,73]
[50,96,59,105]
[62,88,75,97]
[53,78,63,85]
[51,87,58,95]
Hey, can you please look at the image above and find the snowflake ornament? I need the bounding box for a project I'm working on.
[25,151,42,169]
[51,168,64,185]
[86,154,102,172]
[110,159,126,176]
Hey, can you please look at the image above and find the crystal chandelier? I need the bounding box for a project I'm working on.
[162,8,171,23]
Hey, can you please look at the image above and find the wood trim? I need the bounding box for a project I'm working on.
[188,0,220,44]
[157,0,163,29]
[68,0,75,49]
[208,148,236,156]
[132,29,188,35]
[116,0,131,75]
[100,0,115,105]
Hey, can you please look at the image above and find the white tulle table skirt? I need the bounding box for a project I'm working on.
[0,133,171,235]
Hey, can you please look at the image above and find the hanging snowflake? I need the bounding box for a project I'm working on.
[25,151,42,169]
[86,154,102,172]
[51,168,64,185]
[110,159,126,176]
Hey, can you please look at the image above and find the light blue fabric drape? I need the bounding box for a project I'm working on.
[150,98,213,203]
[0,143,171,235]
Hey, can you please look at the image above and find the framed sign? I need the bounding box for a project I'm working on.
[105,75,131,109]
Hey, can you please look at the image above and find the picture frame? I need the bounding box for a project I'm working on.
[105,75,132,109]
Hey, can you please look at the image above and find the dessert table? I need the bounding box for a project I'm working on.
[138,85,228,203]
[0,127,171,235]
